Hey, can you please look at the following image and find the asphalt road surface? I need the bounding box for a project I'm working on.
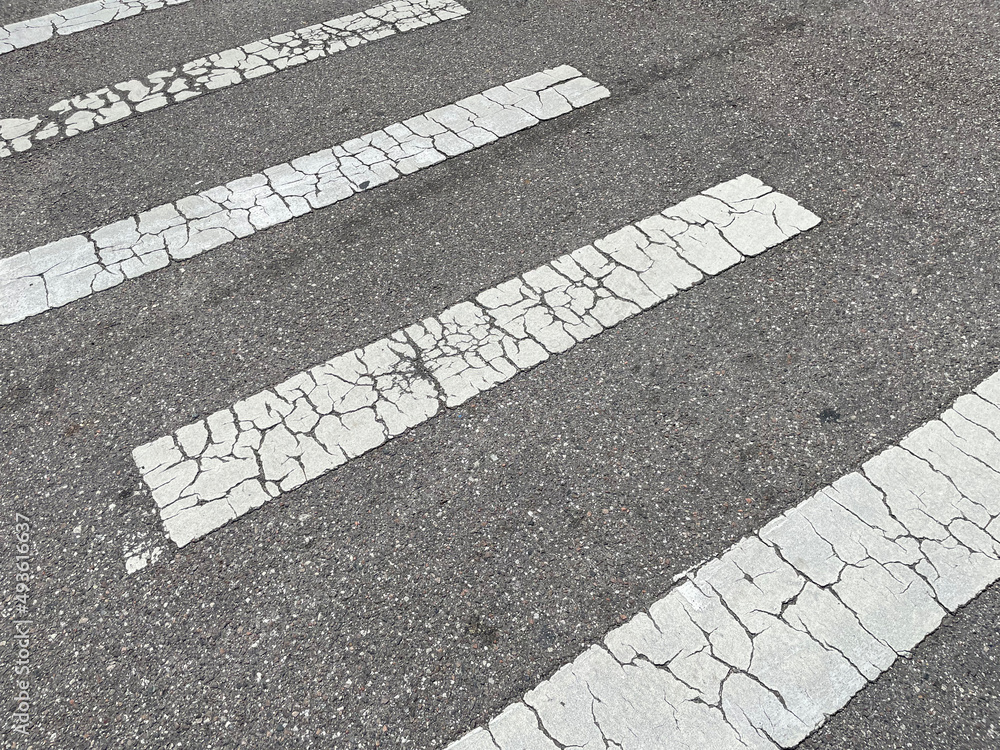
[2,0,999,748]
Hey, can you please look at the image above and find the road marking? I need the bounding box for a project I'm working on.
[129,174,819,553]
[446,376,1000,750]
[124,540,163,574]
[0,0,469,159]
[0,65,609,326]
[0,0,190,57]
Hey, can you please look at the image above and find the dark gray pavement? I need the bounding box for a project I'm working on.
[2,0,999,747]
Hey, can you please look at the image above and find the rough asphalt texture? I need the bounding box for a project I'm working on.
[1,0,998,747]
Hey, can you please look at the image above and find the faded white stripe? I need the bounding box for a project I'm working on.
[0,0,469,159]
[448,374,1000,750]
[0,65,608,326]
[130,174,820,552]
[0,0,191,56]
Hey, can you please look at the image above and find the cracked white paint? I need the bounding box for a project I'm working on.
[128,174,820,556]
[123,541,163,574]
[0,0,190,57]
[0,64,607,326]
[448,373,1000,750]
[0,0,469,159]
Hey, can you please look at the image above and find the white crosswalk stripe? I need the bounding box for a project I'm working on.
[446,372,1000,750]
[128,174,820,559]
[0,0,469,159]
[7,0,993,743]
[0,65,608,326]
[0,0,190,56]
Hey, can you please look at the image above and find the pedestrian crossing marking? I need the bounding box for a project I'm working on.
[0,0,191,57]
[0,0,469,159]
[446,372,1000,750]
[0,65,607,326]
[129,174,819,552]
